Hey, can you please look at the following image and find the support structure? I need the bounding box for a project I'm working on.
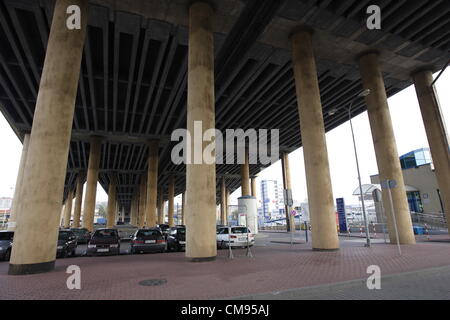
[241,150,250,196]
[220,177,227,225]
[291,30,339,251]
[8,0,88,275]
[168,176,175,227]
[358,52,415,245]
[138,175,147,228]
[130,193,138,226]
[8,134,30,231]
[72,173,85,228]
[185,1,217,261]
[63,190,74,229]
[82,137,102,232]
[106,175,117,228]
[281,152,295,232]
[145,140,159,228]
[181,191,185,225]
[413,70,450,235]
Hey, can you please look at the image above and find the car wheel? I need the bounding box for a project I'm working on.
[71,249,76,257]
[5,249,11,261]
[62,250,68,259]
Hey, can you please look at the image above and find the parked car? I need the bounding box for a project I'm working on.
[166,226,186,252]
[216,226,255,249]
[57,230,78,258]
[70,228,91,244]
[0,231,14,261]
[86,229,120,256]
[130,228,166,254]
[156,224,170,236]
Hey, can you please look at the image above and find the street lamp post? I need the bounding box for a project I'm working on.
[348,89,371,247]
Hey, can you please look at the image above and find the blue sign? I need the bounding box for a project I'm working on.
[336,198,347,232]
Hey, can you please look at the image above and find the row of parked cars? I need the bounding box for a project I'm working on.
[0,225,254,261]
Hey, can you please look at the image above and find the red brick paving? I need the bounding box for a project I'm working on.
[1,236,450,299]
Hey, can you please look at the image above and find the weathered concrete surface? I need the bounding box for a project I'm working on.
[413,70,450,236]
[145,141,159,228]
[359,52,415,245]
[8,0,88,275]
[185,1,217,261]
[82,137,102,232]
[291,31,339,251]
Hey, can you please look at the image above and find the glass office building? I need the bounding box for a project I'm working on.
[400,148,432,169]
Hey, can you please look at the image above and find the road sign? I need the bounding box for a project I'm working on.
[381,179,397,189]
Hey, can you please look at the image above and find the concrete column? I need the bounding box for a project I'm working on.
[358,52,415,244]
[413,70,450,234]
[8,134,30,231]
[281,152,295,232]
[251,177,257,198]
[241,151,251,196]
[291,30,339,251]
[130,193,138,226]
[225,189,230,225]
[157,192,164,224]
[82,137,102,232]
[72,173,85,228]
[181,191,185,225]
[220,177,227,225]
[8,0,88,275]
[138,175,147,228]
[168,176,175,227]
[185,1,217,261]
[106,175,117,228]
[145,141,159,228]
[63,190,74,229]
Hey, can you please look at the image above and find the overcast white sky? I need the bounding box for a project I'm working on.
[0,70,449,207]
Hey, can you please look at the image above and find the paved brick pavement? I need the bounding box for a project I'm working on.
[1,232,450,300]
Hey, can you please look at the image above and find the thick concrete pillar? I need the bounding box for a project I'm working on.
[63,190,74,228]
[145,141,159,228]
[157,192,164,224]
[138,175,147,228]
[72,173,85,228]
[82,137,102,232]
[168,176,175,227]
[220,177,227,225]
[413,70,450,234]
[8,0,88,275]
[358,52,415,244]
[8,134,30,231]
[106,175,117,228]
[241,151,251,196]
[291,30,339,251]
[281,152,295,232]
[185,1,217,261]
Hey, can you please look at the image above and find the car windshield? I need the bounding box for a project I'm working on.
[177,228,186,234]
[159,225,169,231]
[137,230,160,237]
[0,232,13,241]
[93,230,117,238]
[58,231,71,240]
[71,229,86,234]
[232,227,249,234]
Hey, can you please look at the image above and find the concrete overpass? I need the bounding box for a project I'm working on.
[0,0,449,274]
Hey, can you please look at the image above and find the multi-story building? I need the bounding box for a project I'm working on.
[0,197,13,229]
[260,180,284,222]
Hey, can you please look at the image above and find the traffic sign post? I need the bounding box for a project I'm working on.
[381,179,402,255]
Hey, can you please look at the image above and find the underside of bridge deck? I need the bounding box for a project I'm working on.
[0,0,448,215]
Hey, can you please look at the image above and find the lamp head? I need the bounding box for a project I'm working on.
[358,89,371,97]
